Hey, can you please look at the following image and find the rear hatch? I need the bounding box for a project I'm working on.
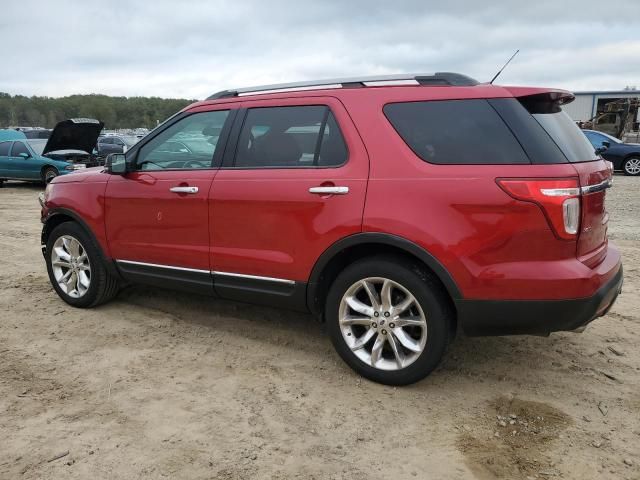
[499,89,612,267]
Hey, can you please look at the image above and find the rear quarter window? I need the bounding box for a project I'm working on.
[532,110,597,162]
[383,99,530,165]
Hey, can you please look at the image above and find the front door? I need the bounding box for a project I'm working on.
[104,109,232,292]
[209,98,369,305]
[9,141,40,180]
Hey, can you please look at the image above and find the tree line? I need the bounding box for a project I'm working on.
[0,92,194,130]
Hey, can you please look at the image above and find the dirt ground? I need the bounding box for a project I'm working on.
[0,176,638,480]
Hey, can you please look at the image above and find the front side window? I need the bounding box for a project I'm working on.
[136,110,229,171]
[0,142,10,156]
[234,106,348,168]
[11,141,30,157]
[384,99,530,165]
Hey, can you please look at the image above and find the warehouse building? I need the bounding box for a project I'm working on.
[563,90,639,123]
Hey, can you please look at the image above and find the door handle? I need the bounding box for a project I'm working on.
[309,186,349,195]
[170,186,199,194]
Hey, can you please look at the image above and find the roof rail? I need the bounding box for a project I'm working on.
[206,72,478,100]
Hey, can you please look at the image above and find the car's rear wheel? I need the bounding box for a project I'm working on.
[623,157,640,176]
[46,222,119,308]
[42,167,59,184]
[326,256,452,385]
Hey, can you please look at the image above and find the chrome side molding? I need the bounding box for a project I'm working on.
[116,259,210,274]
[212,271,295,285]
[115,259,295,284]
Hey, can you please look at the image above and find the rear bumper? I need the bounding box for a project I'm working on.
[456,262,623,336]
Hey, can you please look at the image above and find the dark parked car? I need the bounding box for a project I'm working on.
[40,73,622,385]
[96,135,139,155]
[583,129,640,176]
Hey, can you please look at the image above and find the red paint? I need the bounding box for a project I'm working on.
[209,96,368,280]
[42,81,621,304]
[104,170,215,270]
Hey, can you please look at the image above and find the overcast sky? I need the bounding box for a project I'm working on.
[2,0,638,99]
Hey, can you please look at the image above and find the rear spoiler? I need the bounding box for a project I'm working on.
[503,87,575,113]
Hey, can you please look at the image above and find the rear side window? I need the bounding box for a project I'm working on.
[384,99,529,165]
[0,142,10,156]
[234,106,348,168]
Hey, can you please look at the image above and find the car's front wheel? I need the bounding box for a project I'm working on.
[42,167,59,184]
[326,256,452,385]
[623,156,640,176]
[45,222,119,307]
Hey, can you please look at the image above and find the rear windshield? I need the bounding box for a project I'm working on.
[383,99,530,165]
[532,110,597,162]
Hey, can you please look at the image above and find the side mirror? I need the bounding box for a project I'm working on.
[19,152,30,159]
[106,153,133,175]
[602,141,611,148]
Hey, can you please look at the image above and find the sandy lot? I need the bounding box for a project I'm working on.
[0,176,638,480]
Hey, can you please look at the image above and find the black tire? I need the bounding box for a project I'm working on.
[45,222,119,308]
[325,256,452,386]
[622,156,640,176]
[42,167,59,184]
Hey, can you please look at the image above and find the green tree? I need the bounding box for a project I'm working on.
[0,92,194,129]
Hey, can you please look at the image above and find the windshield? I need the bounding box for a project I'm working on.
[590,130,621,144]
[27,139,46,155]
[533,110,598,162]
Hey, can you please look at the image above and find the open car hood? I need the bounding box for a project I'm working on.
[42,118,104,155]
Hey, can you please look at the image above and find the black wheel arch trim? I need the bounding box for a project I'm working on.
[41,207,121,279]
[306,232,462,313]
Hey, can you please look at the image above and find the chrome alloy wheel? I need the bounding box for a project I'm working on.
[338,277,428,371]
[624,158,640,175]
[51,235,91,298]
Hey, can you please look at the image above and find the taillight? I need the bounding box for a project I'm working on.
[497,178,580,240]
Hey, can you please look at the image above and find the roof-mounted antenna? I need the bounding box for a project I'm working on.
[489,49,519,84]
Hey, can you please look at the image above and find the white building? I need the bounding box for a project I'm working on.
[562,90,639,123]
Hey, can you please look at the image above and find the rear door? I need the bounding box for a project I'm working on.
[209,97,369,302]
[9,141,40,180]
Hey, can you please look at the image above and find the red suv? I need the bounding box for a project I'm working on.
[40,73,623,385]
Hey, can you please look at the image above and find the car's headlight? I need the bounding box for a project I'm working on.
[65,164,86,171]
[44,182,53,203]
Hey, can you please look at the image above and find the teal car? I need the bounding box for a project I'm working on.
[0,118,104,186]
